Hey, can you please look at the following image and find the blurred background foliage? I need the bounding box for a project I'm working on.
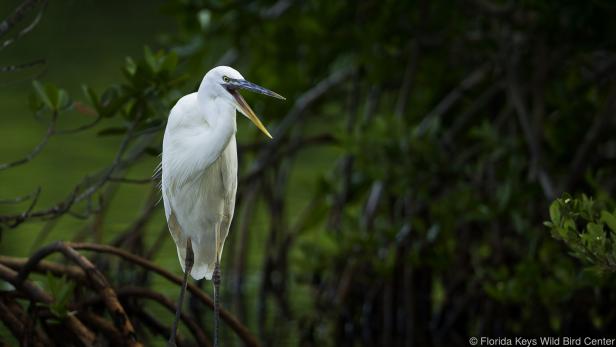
[2,0,616,346]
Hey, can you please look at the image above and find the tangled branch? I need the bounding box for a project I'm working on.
[0,241,260,346]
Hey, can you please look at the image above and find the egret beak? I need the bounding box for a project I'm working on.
[225,79,285,139]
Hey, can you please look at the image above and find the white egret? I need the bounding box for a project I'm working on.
[161,66,284,346]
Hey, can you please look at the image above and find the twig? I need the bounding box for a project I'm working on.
[109,176,155,184]
[245,68,353,180]
[563,84,616,190]
[0,255,85,281]
[0,299,28,345]
[74,114,142,203]
[0,117,153,228]
[0,263,97,345]
[231,185,260,323]
[127,302,187,347]
[362,180,385,231]
[0,297,53,346]
[145,225,171,260]
[55,114,102,134]
[0,112,56,171]
[417,64,490,134]
[83,286,211,347]
[240,133,336,185]
[260,0,292,18]
[112,187,160,249]
[0,187,40,205]
[78,312,125,346]
[6,187,41,228]
[507,67,556,200]
[0,0,45,38]
[0,0,46,51]
[395,41,420,119]
[0,58,45,72]
[442,82,503,146]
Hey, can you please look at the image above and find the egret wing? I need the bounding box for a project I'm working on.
[217,138,238,259]
[162,185,190,274]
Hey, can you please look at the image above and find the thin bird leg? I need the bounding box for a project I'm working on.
[213,258,221,347]
[168,238,194,347]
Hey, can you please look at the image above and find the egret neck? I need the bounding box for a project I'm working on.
[196,85,237,171]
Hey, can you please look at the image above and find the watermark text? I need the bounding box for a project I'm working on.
[468,337,616,346]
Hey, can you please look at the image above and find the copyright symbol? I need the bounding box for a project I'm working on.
[469,337,478,345]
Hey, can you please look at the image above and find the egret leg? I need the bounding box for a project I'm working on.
[168,238,194,347]
[213,259,221,347]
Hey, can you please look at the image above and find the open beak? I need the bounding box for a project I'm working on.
[225,79,285,139]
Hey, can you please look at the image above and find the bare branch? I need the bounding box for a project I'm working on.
[0,0,47,51]
[507,68,556,200]
[245,68,352,183]
[0,0,45,38]
[0,116,154,228]
[83,286,212,347]
[78,312,125,346]
[0,255,85,280]
[0,263,97,345]
[55,114,102,134]
[0,58,45,73]
[16,242,142,346]
[240,133,335,185]
[0,187,40,205]
[442,82,503,146]
[0,299,28,345]
[395,41,420,119]
[109,176,155,184]
[417,64,490,134]
[260,0,292,19]
[67,242,260,346]
[0,112,56,171]
[563,84,616,190]
[126,302,188,346]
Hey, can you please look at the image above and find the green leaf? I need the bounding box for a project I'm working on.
[32,80,53,110]
[82,84,99,107]
[32,81,70,111]
[125,57,137,76]
[46,273,75,318]
[99,86,127,118]
[161,51,178,73]
[549,201,561,225]
[57,89,70,110]
[45,83,60,109]
[583,222,605,253]
[28,92,44,112]
[600,211,616,233]
[144,46,158,72]
[197,9,211,29]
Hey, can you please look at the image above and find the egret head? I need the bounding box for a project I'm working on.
[200,66,285,139]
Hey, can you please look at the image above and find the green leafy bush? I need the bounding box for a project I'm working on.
[546,194,616,271]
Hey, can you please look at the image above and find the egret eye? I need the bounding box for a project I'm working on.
[222,76,230,83]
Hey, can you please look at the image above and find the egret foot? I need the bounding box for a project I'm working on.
[168,238,194,347]
[213,260,221,347]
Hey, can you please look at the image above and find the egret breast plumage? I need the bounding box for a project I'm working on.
[162,90,238,280]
